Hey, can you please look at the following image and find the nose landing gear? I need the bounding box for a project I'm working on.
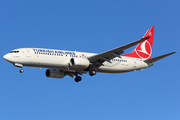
[13,63,24,73]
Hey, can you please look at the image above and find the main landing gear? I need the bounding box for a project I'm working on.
[74,69,97,82]
[89,70,96,76]
[74,76,82,82]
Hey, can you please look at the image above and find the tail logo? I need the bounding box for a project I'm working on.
[135,40,152,59]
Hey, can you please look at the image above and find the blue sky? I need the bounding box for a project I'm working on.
[0,0,179,120]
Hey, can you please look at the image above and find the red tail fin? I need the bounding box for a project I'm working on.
[122,26,155,59]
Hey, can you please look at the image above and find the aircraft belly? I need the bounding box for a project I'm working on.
[22,55,68,69]
[98,62,133,73]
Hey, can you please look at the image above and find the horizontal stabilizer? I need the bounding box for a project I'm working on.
[144,52,177,63]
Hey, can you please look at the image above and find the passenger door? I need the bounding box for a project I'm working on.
[26,49,31,57]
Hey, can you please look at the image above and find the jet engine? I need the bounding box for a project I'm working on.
[46,69,65,78]
[69,58,90,68]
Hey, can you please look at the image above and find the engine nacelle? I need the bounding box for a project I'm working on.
[46,69,65,78]
[69,58,90,68]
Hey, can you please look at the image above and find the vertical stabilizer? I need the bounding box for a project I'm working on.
[122,26,155,59]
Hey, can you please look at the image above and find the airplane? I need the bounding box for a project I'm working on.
[3,26,176,82]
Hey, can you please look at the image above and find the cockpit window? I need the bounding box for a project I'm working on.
[10,51,19,53]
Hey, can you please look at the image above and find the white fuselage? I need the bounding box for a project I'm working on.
[4,48,153,73]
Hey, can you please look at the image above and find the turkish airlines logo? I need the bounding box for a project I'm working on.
[135,40,152,59]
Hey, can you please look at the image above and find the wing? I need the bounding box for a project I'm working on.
[88,37,150,68]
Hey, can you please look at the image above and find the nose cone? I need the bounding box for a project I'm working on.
[3,53,11,61]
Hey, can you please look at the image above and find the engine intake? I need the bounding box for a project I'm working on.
[69,58,90,68]
[46,69,65,78]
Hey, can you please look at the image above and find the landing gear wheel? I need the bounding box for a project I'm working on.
[89,70,96,76]
[75,76,82,82]
[19,69,24,73]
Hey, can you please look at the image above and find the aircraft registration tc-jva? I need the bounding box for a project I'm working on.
[3,26,176,82]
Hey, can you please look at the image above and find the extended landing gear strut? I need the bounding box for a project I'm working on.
[65,71,82,82]
[69,68,97,82]
[13,63,24,73]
